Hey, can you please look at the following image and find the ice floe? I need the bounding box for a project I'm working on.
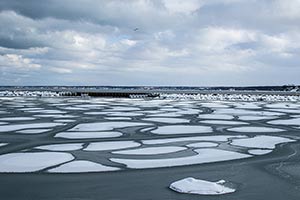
[104,117,132,120]
[268,118,300,125]
[0,117,36,121]
[142,135,245,145]
[142,117,189,124]
[48,160,119,173]
[248,149,273,155]
[198,114,234,120]
[0,123,64,132]
[16,129,51,134]
[152,125,212,135]
[110,149,251,169]
[170,177,235,195]
[228,126,284,133]
[69,122,150,132]
[231,135,295,149]
[238,116,275,121]
[186,142,218,148]
[0,152,74,172]
[112,146,186,155]
[200,120,248,125]
[55,131,122,139]
[35,143,83,151]
[214,109,284,116]
[85,141,141,151]
[0,143,8,147]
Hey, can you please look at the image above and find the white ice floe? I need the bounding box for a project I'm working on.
[238,116,275,121]
[85,141,141,151]
[248,149,273,155]
[27,109,67,114]
[16,129,51,134]
[0,123,64,132]
[106,107,141,111]
[200,120,248,125]
[176,109,202,115]
[0,143,8,147]
[34,114,77,118]
[214,109,284,116]
[48,160,120,173]
[69,122,150,132]
[187,142,218,148]
[265,103,300,109]
[0,122,8,125]
[0,117,36,121]
[112,146,187,155]
[55,131,122,139]
[198,114,234,120]
[110,148,251,169]
[35,143,83,151]
[142,117,189,124]
[152,125,212,135]
[231,135,295,149]
[62,106,87,110]
[148,113,183,117]
[18,107,43,111]
[0,152,74,172]
[54,119,76,123]
[104,117,132,120]
[200,102,229,108]
[170,177,235,195]
[231,102,262,109]
[267,108,300,114]
[142,135,245,145]
[268,118,300,125]
[228,126,284,133]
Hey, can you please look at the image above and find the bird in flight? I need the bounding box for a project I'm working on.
[134,28,139,31]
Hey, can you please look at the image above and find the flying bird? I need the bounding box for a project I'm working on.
[134,28,139,31]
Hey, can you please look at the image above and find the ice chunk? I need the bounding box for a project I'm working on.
[85,141,141,151]
[0,152,74,172]
[238,116,275,121]
[48,160,119,173]
[231,135,295,149]
[248,149,272,155]
[187,142,218,148]
[55,131,122,139]
[268,118,300,125]
[69,122,150,132]
[35,143,83,151]
[110,149,251,169]
[228,126,284,132]
[152,125,212,135]
[198,114,233,120]
[17,129,51,134]
[0,123,64,132]
[142,117,189,123]
[0,117,35,121]
[170,177,235,195]
[200,120,248,125]
[113,146,186,155]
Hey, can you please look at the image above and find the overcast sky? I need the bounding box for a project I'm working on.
[0,0,299,86]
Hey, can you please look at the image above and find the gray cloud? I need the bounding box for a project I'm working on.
[0,0,299,86]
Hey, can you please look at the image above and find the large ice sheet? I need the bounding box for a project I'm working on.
[228,126,284,132]
[214,109,284,116]
[48,160,119,173]
[35,143,83,151]
[152,125,212,135]
[231,135,295,149]
[110,149,251,169]
[170,177,235,195]
[0,152,74,172]
[69,122,150,132]
[0,123,64,132]
[113,146,187,155]
[142,117,189,123]
[55,131,122,139]
[85,141,141,151]
[187,142,218,148]
[238,116,275,121]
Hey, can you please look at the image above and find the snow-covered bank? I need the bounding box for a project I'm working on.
[0,91,70,97]
[160,93,300,102]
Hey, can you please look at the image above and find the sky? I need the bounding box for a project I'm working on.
[0,0,300,86]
